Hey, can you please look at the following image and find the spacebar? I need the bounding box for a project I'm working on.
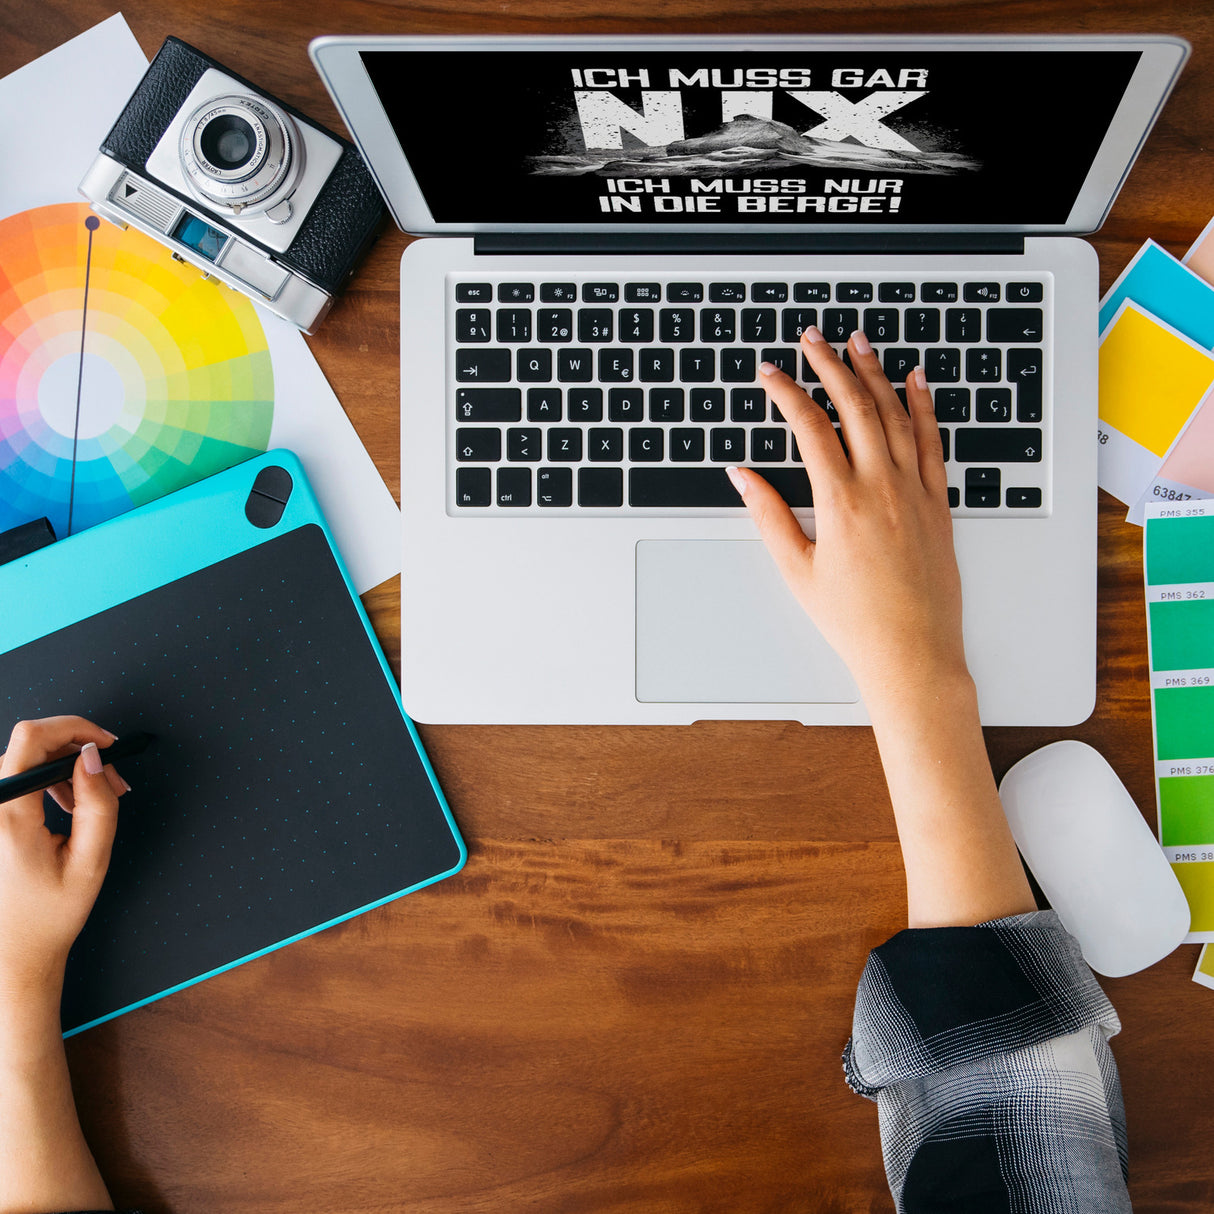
[629,467,813,507]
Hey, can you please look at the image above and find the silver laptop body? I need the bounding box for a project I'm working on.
[310,34,1188,725]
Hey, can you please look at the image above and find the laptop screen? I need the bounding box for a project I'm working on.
[360,49,1142,228]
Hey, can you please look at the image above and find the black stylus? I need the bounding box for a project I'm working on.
[0,731,156,803]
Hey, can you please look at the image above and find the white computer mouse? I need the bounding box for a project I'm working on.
[998,740,1190,977]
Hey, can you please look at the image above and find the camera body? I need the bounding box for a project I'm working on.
[79,38,386,332]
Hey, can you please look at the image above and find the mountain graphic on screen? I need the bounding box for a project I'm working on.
[531,114,978,177]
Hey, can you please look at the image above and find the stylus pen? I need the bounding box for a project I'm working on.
[0,731,156,803]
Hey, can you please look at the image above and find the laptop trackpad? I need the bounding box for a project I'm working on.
[635,540,859,704]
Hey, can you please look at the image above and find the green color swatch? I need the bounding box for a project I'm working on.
[1147,514,1214,585]
[1159,775,1214,846]
[1155,687,1214,759]
[1148,506,1214,932]
[1149,599,1214,671]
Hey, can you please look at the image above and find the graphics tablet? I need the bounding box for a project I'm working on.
[0,451,465,1034]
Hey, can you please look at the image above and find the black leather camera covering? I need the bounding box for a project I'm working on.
[100,37,385,297]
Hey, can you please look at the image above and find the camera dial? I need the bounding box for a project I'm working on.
[181,94,306,220]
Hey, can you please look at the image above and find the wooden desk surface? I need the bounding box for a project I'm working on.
[3,3,1214,1209]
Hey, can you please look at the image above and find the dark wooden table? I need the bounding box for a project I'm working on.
[3,2,1213,1209]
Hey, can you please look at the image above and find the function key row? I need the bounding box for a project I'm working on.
[454,281,1045,305]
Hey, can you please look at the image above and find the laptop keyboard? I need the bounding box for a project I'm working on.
[448,277,1048,514]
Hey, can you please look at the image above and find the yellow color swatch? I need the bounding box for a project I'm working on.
[1196,943,1214,988]
[1173,861,1214,934]
[1099,303,1214,456]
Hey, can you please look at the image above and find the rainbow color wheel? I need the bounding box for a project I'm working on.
[0,202,274,537]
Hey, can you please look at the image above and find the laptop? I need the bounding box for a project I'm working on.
[309,35,1188,725]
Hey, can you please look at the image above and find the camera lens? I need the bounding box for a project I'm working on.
[199,114,256,171]
[181,94,303,217]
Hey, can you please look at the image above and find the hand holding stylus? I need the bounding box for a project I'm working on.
[0,717,120,1214]
[0,716,128,998]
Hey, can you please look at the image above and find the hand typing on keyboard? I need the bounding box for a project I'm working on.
[731,324,1037,934]
[728,325,965,715]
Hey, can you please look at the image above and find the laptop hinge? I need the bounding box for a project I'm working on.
[473,232,1026,257]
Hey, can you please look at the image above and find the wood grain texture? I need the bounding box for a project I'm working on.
[66,842,900,1213]
[3,1,1214,1209]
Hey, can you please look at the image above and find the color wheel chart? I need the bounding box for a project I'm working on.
[0,202,274,537]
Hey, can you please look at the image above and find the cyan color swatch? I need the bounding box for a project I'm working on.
[1100,240,1214,347]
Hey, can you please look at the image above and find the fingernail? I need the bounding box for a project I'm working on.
[851,329,872,355]
[913,365,927,391]
[102,728,118,742]
[81,741,103,776]
[803,325,825,344]
[759,361,779,376]
[117,772,131,793]
[725,465,747,497]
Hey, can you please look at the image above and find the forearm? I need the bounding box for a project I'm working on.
[0,985,112,1214]
[866,670,1036,929]
[0,720,124,1214]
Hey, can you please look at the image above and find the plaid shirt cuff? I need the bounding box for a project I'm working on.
[842,909,1120,1098]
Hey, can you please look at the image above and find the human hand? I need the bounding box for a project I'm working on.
[0,717,127,1006]
[727,326,967,714]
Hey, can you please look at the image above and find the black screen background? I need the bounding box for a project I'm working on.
[361,49,1141,226]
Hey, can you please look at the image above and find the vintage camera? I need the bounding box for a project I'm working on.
[79,37,385,332]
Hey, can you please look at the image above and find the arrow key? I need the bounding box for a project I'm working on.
[965,466,1000,508]
[1006,486,1043,507]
